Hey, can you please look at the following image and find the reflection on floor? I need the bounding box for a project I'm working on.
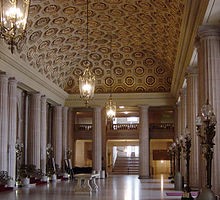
[0,174,187,200]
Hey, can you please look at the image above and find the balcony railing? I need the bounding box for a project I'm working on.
[149,123,174,130]
[75,124,92,131]
[74,123,174,140]
[110,124,139,131]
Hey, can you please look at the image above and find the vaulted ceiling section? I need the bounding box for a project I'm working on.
[18,0,185,95]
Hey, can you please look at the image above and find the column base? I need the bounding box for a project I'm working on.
[138,175,150,179]
[181,191,194,200]
[196,188,216,200]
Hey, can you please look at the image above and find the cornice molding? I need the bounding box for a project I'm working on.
[171,0,209,99]
[65,93,175,108]
[0,42,68,105]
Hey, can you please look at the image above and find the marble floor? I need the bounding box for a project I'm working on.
[0,175,193,200]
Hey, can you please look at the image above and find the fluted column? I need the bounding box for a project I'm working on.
[69,110,75,164]
[92,107,102,174]
[174,104,178,137]
[0,73,9,171]
[177,101,182,137]
[186,66,199,189]
[181,87,187,177]
[53,105,63,168]
[40,95,47,174]
[62,107,68,161]
[198,25,220,193]
[139,105,150,179]
[28,92,41,169]
[180,87,187,134]
[8,78,17,180]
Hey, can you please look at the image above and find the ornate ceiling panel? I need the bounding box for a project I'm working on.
[19,0,185,94]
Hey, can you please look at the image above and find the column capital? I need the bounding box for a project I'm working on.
[93,106,102,112]
[0,72,8,80]
[41,95,47,100]
[54,104,63,109]
[138,105,149,111]
[198,25,220,39]
[186,66,198,76]
[62,106,69,111]
[32,92,41,98]
[8,77,17,84]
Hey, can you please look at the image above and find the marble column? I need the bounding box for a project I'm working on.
[174,104,179,137]
[198,25,220,194]
[40,95,47,174]
[62,107,68,161]
[180,87,187,134]
[8,77,17,180]
[177,100,182,137]
[139,105,150,179]
[92,107,102,174]
[28,92,41,169]
[53,105,63,168]
[0,73,8,171]
[69,110,75,164]
[186,66,199,189]
[181,87,187,177]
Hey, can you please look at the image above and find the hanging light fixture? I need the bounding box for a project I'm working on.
[79,0,95,107]
[106,34,116,119]
[0,0,30,53]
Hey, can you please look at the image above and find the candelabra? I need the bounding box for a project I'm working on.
[180,129,193,200]
[195,100,216,200]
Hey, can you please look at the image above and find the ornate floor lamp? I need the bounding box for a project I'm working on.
[180,129,193,200]
[195,100,216,200]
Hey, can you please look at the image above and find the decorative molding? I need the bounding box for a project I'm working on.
[65,93,175,108]
[0,42,68,105]
[171,0,209,99]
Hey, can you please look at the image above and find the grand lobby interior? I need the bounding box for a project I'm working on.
[0,0,220,199]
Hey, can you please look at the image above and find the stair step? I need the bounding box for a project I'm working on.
[112,156,139,175]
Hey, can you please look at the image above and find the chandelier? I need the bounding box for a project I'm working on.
[79,60,95,106]
[106,94,116,119]
[79,0,95,106]
[0,0,30,53]
[106,34,116,119]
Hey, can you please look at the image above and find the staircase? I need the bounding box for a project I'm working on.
[112,156,139,175]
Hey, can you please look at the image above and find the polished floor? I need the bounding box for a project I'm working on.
[0,175,191,200]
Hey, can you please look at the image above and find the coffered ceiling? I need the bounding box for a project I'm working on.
[18,0,186,95]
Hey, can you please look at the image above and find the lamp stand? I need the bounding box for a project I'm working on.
[181,134,193,200]
[195,101,216,200]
